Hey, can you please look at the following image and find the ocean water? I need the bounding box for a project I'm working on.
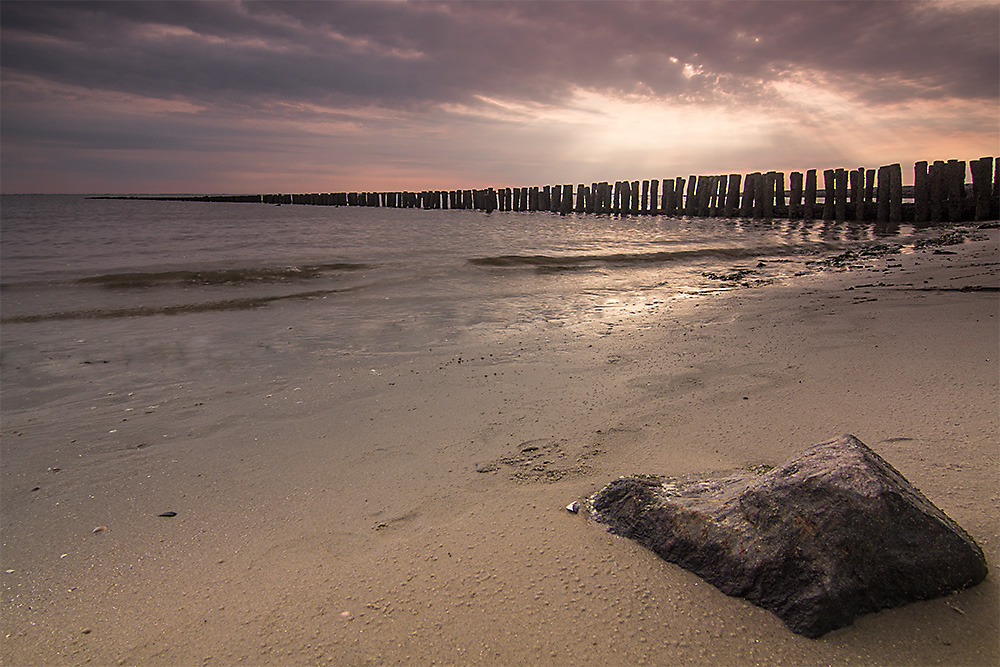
[1,194,910,414]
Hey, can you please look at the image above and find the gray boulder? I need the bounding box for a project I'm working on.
[589,434,988,638]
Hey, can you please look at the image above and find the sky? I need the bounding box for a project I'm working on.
[1,0,998,195]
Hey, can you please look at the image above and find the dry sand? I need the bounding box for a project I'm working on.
[2,226,998,666]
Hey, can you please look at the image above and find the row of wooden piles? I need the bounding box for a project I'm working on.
[156,157,1000,223]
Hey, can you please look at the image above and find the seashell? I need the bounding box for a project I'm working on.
[565,501,580,514]
[92,526,107,533]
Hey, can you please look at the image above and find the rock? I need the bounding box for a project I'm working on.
[589,434,988,638]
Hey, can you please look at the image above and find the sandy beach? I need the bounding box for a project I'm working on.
[2,225,997,666]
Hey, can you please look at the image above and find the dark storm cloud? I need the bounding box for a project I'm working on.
[2,0,997,112]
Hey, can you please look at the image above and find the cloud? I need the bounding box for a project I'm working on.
[1,0,997,193]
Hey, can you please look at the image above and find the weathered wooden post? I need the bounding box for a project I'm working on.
[774,172,785,217]
[740,173,754,218]
[551,185,562,212]
[694,176,708,217]
[835,168,848,221]
[876,166,890,223]
[755,173,767,219]
[631,180,640,214]
[804,169,817,220]
[725,174,741,217]
[562,184,574,215]
[822,170,835,220]
[913,162,929,223]
[970,157,993,221]
[763,172,776,219]
[673,178,685,216]
[788,172,803,219]
[662,178,675,215]
[947,160,966,222]
[929,161,946,221]
[995,157,1000,219]
[850,168,864,221]
[641,180,650,213]
[888,163,902,223]
[649,179,659,215]
[685,176,697,216]
[863,169,876,220]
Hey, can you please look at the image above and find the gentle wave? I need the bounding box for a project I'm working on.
[468,244,835,269]
[0,263,371,291]
[75,263,371,289]
[1,287,355,323]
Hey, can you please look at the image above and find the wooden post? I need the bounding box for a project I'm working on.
[684,176,697,216]
[724,174,741,217]
[740,173,754,218]
[662,178,675,215]
[649,179,659,215]
[913,162,929,223]
[822,169,835,220]
[855,168,866,220]
[804,169,817,220]
[562,184,574,215]
[835,168,848,221]
[674,178,685,216]
[864,169,876,218]
[994,157,1000,219]
[694,176,707,217]
[750,173,764,219]
[876,166,890,223]
[763,172,776,219]
[789,172,803,219]
[641,180,650,213]
[550,185,561,212]
[947,160,965,222]
[929,161,945,221]
[889,163,902,223]
[713,176,725,217]
[970,158,993,221]
[631,180,640,214]
[774,172,785,217]
[849,169,861,221]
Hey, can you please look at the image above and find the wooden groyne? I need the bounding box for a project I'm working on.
[94,157,999,223]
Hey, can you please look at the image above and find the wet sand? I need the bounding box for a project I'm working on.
[2,226,998,665]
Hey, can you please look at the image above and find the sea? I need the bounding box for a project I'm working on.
[1,194,915,416]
